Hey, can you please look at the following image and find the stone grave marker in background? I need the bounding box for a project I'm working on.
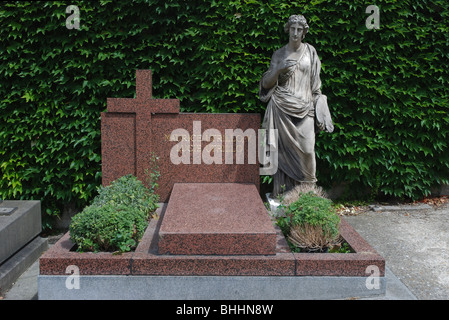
[0,201,47,295]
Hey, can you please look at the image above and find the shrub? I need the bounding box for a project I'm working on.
[69,203,147,252]
[69,174,159,252]
[277,191,341,252]
[288,224,341,253]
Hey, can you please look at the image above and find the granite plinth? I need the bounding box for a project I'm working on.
[38,274,386,300]
[1,236,48,295]
[0,200,46,294]
[133,205,295,276]
[157,183,277,255]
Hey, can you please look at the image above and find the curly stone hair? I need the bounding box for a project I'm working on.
[284,14,309,39]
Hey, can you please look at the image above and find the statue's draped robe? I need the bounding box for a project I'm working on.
[260,43,322,196]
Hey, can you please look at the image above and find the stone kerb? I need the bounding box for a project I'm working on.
[39,203,384,277]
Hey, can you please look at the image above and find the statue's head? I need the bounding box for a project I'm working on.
[284,15,309,40]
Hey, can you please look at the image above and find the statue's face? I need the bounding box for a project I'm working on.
[289,23,304,42]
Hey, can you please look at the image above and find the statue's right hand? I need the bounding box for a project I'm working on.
[275,59,297,74]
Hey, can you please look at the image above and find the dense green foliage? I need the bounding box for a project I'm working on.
[69,174,158,252]
[1,1,449,227]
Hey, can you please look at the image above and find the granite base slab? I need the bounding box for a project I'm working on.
[40,202,385,277]
[38,273,386,300]
[132,203,294,276]
[39,202,386,299]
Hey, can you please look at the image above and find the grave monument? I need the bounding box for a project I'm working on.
[39,69,385,300]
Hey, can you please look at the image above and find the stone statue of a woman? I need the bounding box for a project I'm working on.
[260,14,333,197]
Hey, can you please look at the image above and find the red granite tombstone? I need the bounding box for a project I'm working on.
[101,70,275,256]
[101,70,261,203]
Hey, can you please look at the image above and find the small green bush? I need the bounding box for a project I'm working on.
[276,191,340,252]
[69,204,147,252]
[69,174,159,252]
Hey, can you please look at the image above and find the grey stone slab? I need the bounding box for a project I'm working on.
[38,274,385,300]
[0,201,41,265]
[15,264,413,300]
[0,236,48,295]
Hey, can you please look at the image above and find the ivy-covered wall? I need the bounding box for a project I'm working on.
[1,1,448,227]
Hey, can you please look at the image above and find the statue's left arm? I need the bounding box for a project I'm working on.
[308,44,334,133]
